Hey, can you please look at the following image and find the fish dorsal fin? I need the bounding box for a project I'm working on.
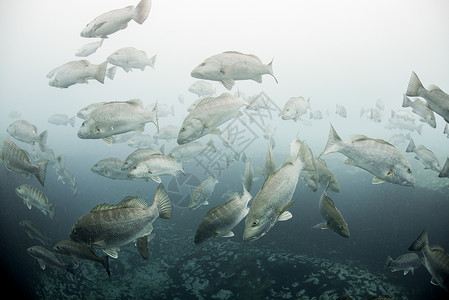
[223,51,243,55]
[248,53,262,62]
[350,135,370,142]
[117,196,147,208]
[102,248,118,259]
[91,203,117,211]
[374,139,395,147]
[126,99,144,108]
[431,245,446,252]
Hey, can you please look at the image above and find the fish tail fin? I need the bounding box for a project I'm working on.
[133,0,151,24]
[268,58,278,84]
[148,55,157,70]
[406,138,416,153]
[102,255,111,277]
[49,203,55,220]
[39,130,48,148]
[406,71,424,97]
[35,160,48,187]
[106,66,117,80]
[320,124,344,156]
[68,116,76,128]
[408,229,429,251]
[151,102,160,132]
[438,157,449,178]
[95,61,108,84]
[402,94,412,108]
[383,256,393,269]
[154,183,172,219]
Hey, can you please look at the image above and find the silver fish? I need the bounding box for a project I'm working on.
[402,95,436,128]
[19,220,52,247]
[194,184,252,244]
[7,120,48,147]
[191,51,277,90]
[336,104,347,118]
[15,184,55,219]
[107,47,156,72]
[70,184,172,258]
[282,97,310,121]
[1,139,48,186]
[77,99,158,143]
[47,60,108,88]
[27,246,74,274]
[169,139,215,162]
[409,230,449,290]
[177,93,247,144]
[153,125,179,142]
[321,124,415,186]
[91,158,129,180]
[314,157,340,192]
[189,176,219,210]
[313,189,349,238]
[188,80,216,97]
[406,139,441,172]
[75,39,104,57]
[48,114,76,127]
[439,157,449,178]
[406,71,449,123]
[81,0,151,38]
[53,240,110,276]
[241,153,257,193]
[383,253,421,275]
[298,140,318,192]
[243,150,304,242]
[127,154,184,183]
[122,146,162,170]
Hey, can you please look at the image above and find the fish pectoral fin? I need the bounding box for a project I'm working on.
[151,176,161,184]
[102,248,119,259]
[102,137,114,145]
[210,129,222,135]
[221,231,235,238]
[221,79,235,90]
[312,223,329,229]
[202,201,209,206]
[25,202,32,209]
[430,277,439,286]
[37,259,47,270]
[278,211,292,222]
[92,21,107,32]
[372,177,385,184]
[403,270,409,275]
[343,158,356,166]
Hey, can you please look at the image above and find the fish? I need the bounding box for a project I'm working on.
[15,184,55,219]
[127,153,184,183]
[146,102,175,118]
[77,99,158,144]
[75,39,104,57]
[313,188,350,238]
[314,157,340,192]
[243,147,305,242]
[0,139,48,186]
[70,183,172,259]
[298,140,318,192]
[260,136,276,178]
[153,125,179,142]
[55,155,78,196]
[127,134,154,148]
[53,240,110,276]
[194,184,252,244]
[383,253,421,275]
[27,246,74,274]
[107,47,156,72]
[402,94,437,128]
[7,120,48,147]
[80,0,151,38]
[360,107,382,123]
[439,157,449,178]
[188,80,216,97]
[406,139,441,172]
[189,176,219,210]
[177,93,247,144]
[281,97,310,121]
[320,124,415,186]
[385,112,423,135]
[241,153,257,192]
[48,114,76,127]
[122,146,162,170]
[336,104,347,118]
[406,71,449,123]
[91,158,129,180]
[409,229,449,290]
[47,60,108,88]
[19,220,52,247]
[388,133,411,146]
[169,139,215,162]
[191,51,277,90]
[310,110,323,120]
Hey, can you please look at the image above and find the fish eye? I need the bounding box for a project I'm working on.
[407,168,412,173]
[133,166,137,169]
[251,220,259,227]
